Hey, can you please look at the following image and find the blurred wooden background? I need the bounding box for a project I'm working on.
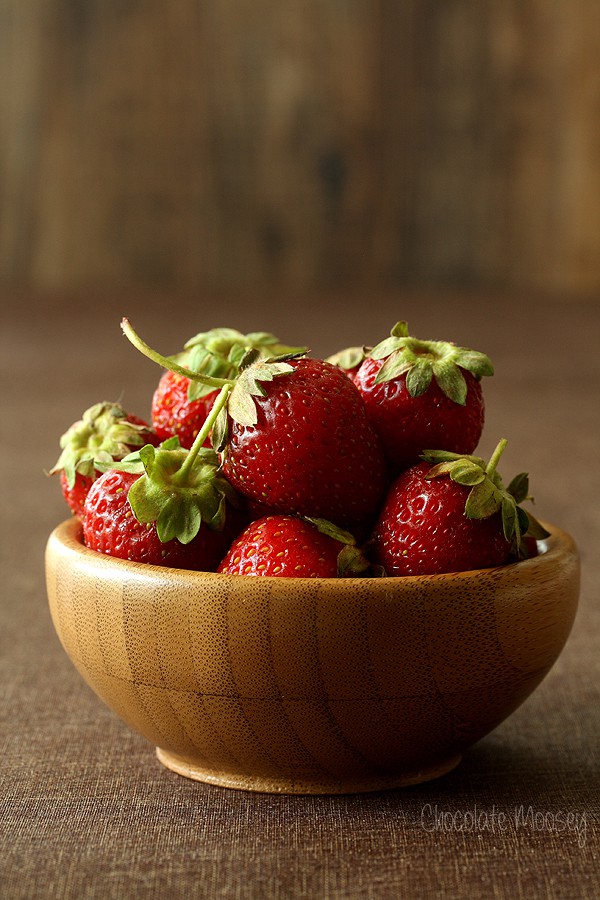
[1,1,599,296]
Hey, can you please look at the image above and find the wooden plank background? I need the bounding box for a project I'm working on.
[1,1,599,295]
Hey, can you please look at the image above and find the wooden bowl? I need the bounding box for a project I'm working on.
[45,518,579,794]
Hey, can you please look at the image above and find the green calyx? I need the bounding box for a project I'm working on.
[50,401,152,488]
[147,322,304,401]
[107,385,242,544]
[305,517,384,577]
[422,439,550,556]
[326,346,369,372]
[122,320,306,401]
[124,440,239,544]
[121,319,303,452]
[211,354,301,450]
[219,356,297,425]
[370,321,494,405]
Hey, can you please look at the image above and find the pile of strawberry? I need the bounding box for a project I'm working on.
[50,320,548,577]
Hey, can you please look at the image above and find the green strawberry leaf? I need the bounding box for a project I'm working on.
[304,517,356,545]
[301,516,383,578]
[501,495,519,542]
[405,359,434,397]
[184,347,234,400]
[128,473,163,525]
[211,406,229,453]
[506,472,530,505]
[95,453,145,475]
[524,512,550,540]
[126,440,241,544]
[368,321,493,403]
[157,495,202,544]
[453,349,494,378]
[425,461,459,479]
[228,382,261,426]
[432,360,467,405]
[447,459,487,486]
[425,439,547,558]
[49,401,155,487]
[465,478,502,520]
[226,359,295,427]
[325,346,368,371]
[422,449,486,467]
[374,351,413,384]
[371,336,406,362]
[390,320,411,338]
[179,327,306,404]
[337,544,378,577]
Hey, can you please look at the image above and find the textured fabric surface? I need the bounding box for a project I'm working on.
[1,290,598,898]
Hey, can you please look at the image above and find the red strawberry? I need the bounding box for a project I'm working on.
[218,357,388,530]
[217,515,370,577]
[58,471,96,521]
[152,370,218,448]
[121,321,388,532]
[81,416,248,569]
[83,470,240,570]
[50,402,160,519]
[370,440,548,576]
[149,327,304,449]
[353,321,493,470]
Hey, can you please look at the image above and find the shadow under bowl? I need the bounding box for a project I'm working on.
[45,518,579,794]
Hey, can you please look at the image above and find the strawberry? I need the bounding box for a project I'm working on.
[83,417,247,568]
[150,327,303,449]
[50,401,160,519]
[370,440,548,576]
[122,320,388,531]
[218,356,388,530]
[152,370,218,449]
[352,321,493,470]
[83,469,241,569]
[217,515,372,577]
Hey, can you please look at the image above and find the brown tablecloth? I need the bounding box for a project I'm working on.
[2,289,598,898]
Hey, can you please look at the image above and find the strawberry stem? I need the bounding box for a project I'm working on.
[485,438,508,479]
[171,384,232,484]
[121,318,233,390]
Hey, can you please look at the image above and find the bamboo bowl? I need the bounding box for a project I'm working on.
[45,518,579,794]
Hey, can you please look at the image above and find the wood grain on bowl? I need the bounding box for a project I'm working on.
[45,519,579,794]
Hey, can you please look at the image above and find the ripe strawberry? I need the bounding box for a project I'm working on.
[152,370,218,448]
[82,426,247,568]
[217,515,372,577]
[50,401,160,519]
[150,327,304,449]
[218,356,388,530]
[83,469,240,569]
[353,321,493,470]
[59,471,95,521]
[121,319,388,532]
[370,440,548,576]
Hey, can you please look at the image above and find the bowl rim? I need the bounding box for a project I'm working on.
[47,516,577,587]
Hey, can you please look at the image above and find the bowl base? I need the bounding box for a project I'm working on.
[155,748,463,794]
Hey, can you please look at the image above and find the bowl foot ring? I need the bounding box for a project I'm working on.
[155,747,463,794]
